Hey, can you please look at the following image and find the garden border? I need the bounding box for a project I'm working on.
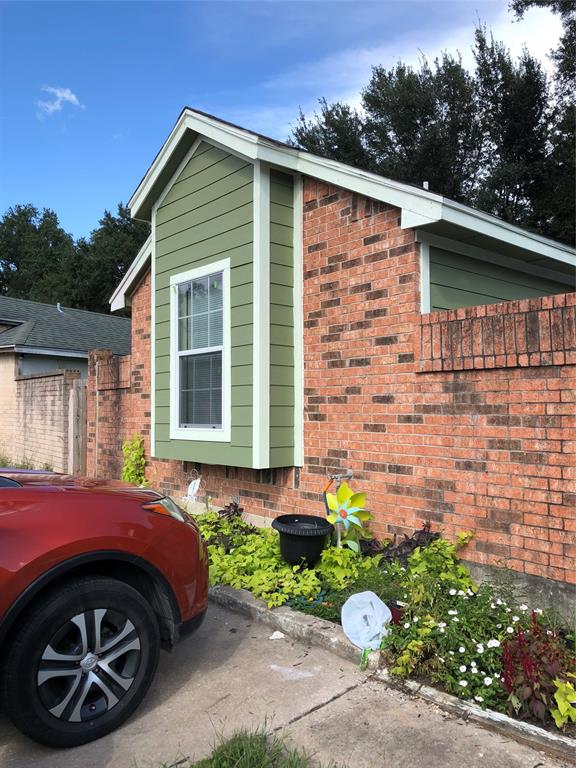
[209,585,575,763]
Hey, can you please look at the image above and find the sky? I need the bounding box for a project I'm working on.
[0,0,562,240]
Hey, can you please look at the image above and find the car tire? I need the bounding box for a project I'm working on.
[1,575,160,748]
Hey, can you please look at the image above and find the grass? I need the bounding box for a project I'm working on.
[158,729,344,768]
[0,452,34,470]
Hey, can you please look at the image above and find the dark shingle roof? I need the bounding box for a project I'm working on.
[0,296,131,356]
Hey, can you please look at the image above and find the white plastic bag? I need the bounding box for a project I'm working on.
[341,591,392,650]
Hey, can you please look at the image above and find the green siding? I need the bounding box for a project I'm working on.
[430,247,569,311]
[269,170,295,466]
[154,141,255,467]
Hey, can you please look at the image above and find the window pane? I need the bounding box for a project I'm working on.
[179,351,222,428]
[209,311,223,346]
[192,277,209,315]
[209,273,223,311]
[178,283,191,318]
[192,313,209,349]
[179,317,190,351]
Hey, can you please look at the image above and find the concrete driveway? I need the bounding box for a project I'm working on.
[0,604,570,768]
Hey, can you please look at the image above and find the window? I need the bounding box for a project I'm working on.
[170,259,230,441]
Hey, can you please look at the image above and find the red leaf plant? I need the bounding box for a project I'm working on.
[502,612,575,722]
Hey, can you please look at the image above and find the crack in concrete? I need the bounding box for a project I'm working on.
[271,676,371,734]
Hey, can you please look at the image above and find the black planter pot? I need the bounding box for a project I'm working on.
[272,514,334,567]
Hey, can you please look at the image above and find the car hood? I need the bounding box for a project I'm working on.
[0,469,163,501]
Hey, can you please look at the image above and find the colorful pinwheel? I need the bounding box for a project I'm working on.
[325,482,372,550]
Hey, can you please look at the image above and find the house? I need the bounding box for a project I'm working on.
[0,296,131,472]
[88,108,575,612]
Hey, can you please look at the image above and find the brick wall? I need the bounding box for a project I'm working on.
[87,179,575,588]
[7,369,81,471]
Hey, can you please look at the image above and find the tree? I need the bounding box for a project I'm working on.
[72,204,150,314]
[0,203,150,313]
[291,18,574,244]
[0,204,77,303]
[472,28,550,228]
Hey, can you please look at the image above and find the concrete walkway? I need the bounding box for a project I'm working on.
[0,605,570,768]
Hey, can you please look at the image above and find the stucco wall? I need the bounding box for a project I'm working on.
[0,352,18,463]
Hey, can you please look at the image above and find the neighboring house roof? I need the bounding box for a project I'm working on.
[0,296,131,356]
[111,107,576,311]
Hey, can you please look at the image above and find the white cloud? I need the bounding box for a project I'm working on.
[36,86,84,117]
[258,5,562,138]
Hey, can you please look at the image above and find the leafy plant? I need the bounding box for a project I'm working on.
[502,613,575,722]
[401,532,475,609]
[121,435,147,486]
[550,674,576,730]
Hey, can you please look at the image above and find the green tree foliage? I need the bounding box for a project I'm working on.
[0,204,77,303]
[292,17,575,244]
[0,202,150,313]
[73,204,150,314]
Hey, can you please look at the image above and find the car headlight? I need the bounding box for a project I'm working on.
[142,497,190,523]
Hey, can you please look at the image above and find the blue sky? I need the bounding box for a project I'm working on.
[0,0,560,239]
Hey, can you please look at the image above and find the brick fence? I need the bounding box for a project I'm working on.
[5,369,84,472]
[87,178,576,597]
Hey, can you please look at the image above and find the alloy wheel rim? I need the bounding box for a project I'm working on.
[37,609,141,722]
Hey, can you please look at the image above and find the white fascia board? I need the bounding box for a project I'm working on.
[13,346,89,358]
[441,200,576,266]
[110,234,152,312]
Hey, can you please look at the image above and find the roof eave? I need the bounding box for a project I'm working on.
[110,234,153,312]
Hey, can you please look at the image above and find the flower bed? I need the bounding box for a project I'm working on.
[194,511,576,735]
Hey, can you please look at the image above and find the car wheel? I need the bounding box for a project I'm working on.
[1,576,160,748]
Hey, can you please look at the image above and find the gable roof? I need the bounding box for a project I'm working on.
[112,107,575,310]
[0,296,131,356]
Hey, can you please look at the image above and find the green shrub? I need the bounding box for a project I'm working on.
[121,435,147,486]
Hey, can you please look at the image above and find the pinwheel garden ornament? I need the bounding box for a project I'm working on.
[325,482,371,552]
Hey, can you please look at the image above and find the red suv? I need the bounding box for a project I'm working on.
[0,470,208,748]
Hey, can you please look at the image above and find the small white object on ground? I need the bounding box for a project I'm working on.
[341,591,392,650]
[270,664,314,681]
[269,630,286,640]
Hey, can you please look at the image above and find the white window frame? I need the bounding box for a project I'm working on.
[169,258,231,442]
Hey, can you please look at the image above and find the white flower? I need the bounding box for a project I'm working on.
[404,622,411,629]
[534,608,543,615]
[413,617,419,623]
[449,589,457,595]
[484,677,493,686]
[439,627,445,633]
[496,598,503,606]
[458,590,465,596]
[547,630,553,636]
[439,657,445,663]
[490,603,496,609]
[448,609,458,615]
[459,646,466,653]
[459,665,467,673]
[512,616,519,622]
[452,617,459,622]
[449,651,455,656]
[505,607,511,613]
[496,623,502,629]
[438,622,446,628]
[471,660,477,667]
[474,695,484,703]
[487,639,500,649]
[471,668,478,674]
[519,604,528,611]
[459,680,468,687]
[476,644,484,654]
[467,589,474,596]
[506,627,514,634]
